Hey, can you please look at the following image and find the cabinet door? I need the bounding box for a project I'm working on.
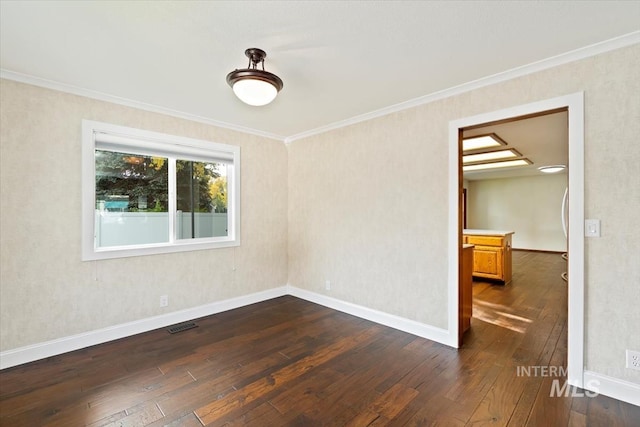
[473,246,504,279]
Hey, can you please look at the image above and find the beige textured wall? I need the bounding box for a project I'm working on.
[467,174,568,252]
[288,44,639,383]
[287,105,450,328]
[0,80,289,351]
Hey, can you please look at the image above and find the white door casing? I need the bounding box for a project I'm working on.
[447,92,585,388]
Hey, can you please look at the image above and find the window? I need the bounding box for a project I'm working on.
[82,120,240,260]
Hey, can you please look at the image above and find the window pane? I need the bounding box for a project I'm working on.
[176,160,228,239]
[83,120,240,260]
[95,150,169,247]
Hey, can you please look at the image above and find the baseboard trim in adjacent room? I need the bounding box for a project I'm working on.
[512,248,565,254]
[0,287,288,370]
[286,285,451,346]
[583,370,640,407]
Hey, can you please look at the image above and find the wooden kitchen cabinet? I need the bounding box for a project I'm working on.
[464,230,514,284]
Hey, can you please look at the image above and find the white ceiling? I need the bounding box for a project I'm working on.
[1,1,639,141]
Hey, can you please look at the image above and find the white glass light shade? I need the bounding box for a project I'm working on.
[538,165,566,174]
[232,79,278,106]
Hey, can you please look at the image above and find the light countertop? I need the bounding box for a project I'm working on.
[464,229,515,236]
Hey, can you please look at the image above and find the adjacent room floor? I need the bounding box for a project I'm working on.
[0,251,638,426]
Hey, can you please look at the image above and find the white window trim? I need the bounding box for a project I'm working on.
[81,120,240,261]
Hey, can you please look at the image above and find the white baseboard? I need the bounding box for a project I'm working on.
[286,285,451,346]
[5,287,635,409]
[0,287,288,370]
[583,370,640,407]
[1,285,452,370]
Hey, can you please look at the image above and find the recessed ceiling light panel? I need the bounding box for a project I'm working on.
[463,158,532,172]
[463,149,521,164]
[462,133,506,152]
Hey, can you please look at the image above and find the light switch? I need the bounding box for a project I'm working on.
[585,219,600,237]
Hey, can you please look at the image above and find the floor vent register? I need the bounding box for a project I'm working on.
[167,321,198,334]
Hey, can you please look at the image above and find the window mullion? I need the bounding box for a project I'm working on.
[168,157,177,244]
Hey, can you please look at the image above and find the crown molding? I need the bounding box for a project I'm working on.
[0,69,286,142]
[2,31,638,145]
[284,31,640,144]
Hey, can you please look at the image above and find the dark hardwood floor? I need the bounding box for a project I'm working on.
[1,251,638,426]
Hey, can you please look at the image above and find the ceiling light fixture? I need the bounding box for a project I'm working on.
[538,165,566,174]
[462,149,521,164]
[462,133,506,152]
[463,159,532,172]
[227,48,283,107]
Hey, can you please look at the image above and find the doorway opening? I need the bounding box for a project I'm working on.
[447,93,585,388]
[460,109,568,345]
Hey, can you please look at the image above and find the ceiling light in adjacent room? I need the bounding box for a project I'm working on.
[463,159,532,172]
[538,165,566,174]
[227,48,283,106]
[462,134,506,151]
[463,149,521,164]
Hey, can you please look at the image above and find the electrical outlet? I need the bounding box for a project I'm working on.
[160,295,169,308]
[325,280,331,291]
[626,350,640,370]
